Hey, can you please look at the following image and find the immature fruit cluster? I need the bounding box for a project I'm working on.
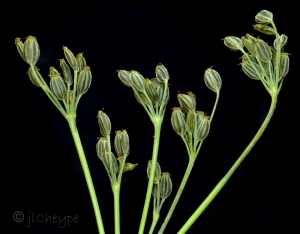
[223,10,289,91]
[15,36,92,110]
[117,64,170,119]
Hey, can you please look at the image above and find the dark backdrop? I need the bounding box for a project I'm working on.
[5,1,298,234]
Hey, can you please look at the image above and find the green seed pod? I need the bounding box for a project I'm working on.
[253,24,276,35]
[157,85,170,107]
[103,150,118,174]
[145,79,159,103]
[130,70,145,92]
[177,92,196,113]
[114,130,123,157]
[59,59,73,85]
[171,107,186,136]
[242,37,256,56]
[27,66,42,87]
[279,53,290,78]
[197,116,210,141]
[273,34,288,49]
[245,33,257,43]
[186,110,196,134]
[204,67,222,93]
[63,46,77,71]
[15,37,27,62]
[49,66,60,76]
[150,78,163,88]
[76,53,86,72]
[241,54,257,64]
[96,137,109,160]
[77,66,92,95]
[134,91,150,106]
[155,64,170,83]
[241,61,262,80]
[120,130,130,156]
[147,160,161,184]
[118,70,132,87]
[255,39,272,62]
[261,61,272,77]
[255,10,273,24]
[224,36,243,51]
[97,110,111,137]
[24,36,40,65]
[123,163,138,172]
[152,184,159,198]
[160,172,172,199]
[50,74,67,100]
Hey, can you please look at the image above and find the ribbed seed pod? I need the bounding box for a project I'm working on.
[241,54,257,64]
[27,66,42,87]
[157,85,170,107]
[130,71,145,92]
[59,59,73,85]
[273,34,288,49]
[150,78,163,88]
[63,46,77,71]
[255,10,273,24]
[245,34,257,43]
[279,53,290,78]
[241,61,262,80]
[76,53,86,72]
[152,184,159,198]
[114,130,122,157]
[77,66,92,95]
[204,67,222,92]
[96,137,109,160]
[118,70,132,87]
[160,172,172,199]
[147,160,161,184]
[171,107,186,136]
[134,91,150,106]
[155,64,170,83]
[253,24,275,35]
[120,130,129,156]
[242,37,256,56]
[97,110,111,137]
[50,74,67,100]
[103,150,118,174]
[197,116,210,141]
[15,38,27,62]
[145,79,159,103]
[123,163,138,172]
[186,110,196,134]
[255,39,272,62]
[224,36,243,51]
[261,61,272,77]
[24,36,40,65]
[177,93,196,113]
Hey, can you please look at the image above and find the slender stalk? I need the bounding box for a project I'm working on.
[158,156,196,234]
[112,184,121,234]
[138,118,163,234]
[67,115,105,234]
[177,95,278,234]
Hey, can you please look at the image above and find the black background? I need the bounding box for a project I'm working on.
[5,1,298,234]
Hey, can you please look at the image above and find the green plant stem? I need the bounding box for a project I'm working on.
[112,184,121,234]
[67,115,105,234]
[177,94,278,234]
[138,118,163,234]
[157,156,196,234]
[149,213,160,234]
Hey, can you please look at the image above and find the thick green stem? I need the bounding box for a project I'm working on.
[158,156,196,234]
[112,184,121,234]
[149,213,160,234]
[67,116,105,234]
[177,95,278,234]
[138,118,163,234]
